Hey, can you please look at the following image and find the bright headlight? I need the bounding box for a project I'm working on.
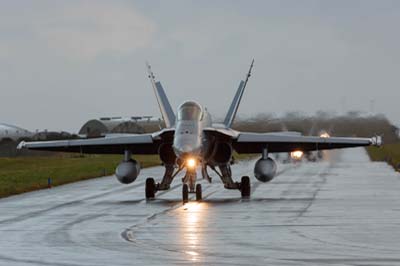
[186,158,197,169]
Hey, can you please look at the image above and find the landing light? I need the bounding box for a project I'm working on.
[290,150,303,160]
[186,158,197,169]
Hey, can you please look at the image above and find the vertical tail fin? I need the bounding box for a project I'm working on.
[146,63,176,128]
[223,59,254,128]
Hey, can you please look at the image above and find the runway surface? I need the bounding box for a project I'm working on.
[0,148,400,265]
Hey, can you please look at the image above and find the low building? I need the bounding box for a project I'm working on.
[33,130,75,141]
[79,116,161,137]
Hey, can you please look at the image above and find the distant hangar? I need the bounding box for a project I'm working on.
[0,123,33,141]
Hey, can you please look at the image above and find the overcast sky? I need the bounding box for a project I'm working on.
[0,0,399,132]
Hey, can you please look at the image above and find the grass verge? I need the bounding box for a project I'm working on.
[0,155,160,198]
[0,152,258,199]
[366,142,400,171]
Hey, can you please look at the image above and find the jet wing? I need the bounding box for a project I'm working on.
[232,132,382,154]
[17,133,165,155]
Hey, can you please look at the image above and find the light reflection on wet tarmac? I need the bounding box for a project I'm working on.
[181,202,205,262]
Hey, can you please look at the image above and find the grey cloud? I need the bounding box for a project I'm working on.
[0,1,156,60]
[0,0,399,132]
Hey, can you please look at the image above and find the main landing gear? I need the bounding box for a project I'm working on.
[209,164,251,198]
[145,164,178,200]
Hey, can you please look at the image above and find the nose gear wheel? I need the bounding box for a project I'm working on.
[145,177,156,199]
[196,184,202,201]
[240,176,251,198]
[182,184,189,203]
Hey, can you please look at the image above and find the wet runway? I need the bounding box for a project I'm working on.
[1,148,400,265]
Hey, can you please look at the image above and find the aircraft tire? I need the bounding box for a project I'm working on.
[241,176,251,198]
[195,184,202,201]
[182,184,189,203]
[145,178,156,199]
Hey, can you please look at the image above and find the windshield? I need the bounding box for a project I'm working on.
[177,101,202,121]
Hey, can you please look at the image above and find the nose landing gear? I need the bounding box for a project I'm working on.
[182,170,202,203]
[182,183,202,203]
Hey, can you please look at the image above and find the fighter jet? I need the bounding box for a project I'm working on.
[18,61,382,202]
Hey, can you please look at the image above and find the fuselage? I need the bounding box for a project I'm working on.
[172,101,212,161]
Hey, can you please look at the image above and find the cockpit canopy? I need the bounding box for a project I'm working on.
[177,101,203,121]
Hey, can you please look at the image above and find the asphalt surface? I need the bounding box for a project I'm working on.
[0,148,400,266]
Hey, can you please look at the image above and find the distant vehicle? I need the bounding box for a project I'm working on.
[0,123,33,141]
[300,130,332,162]
[290,150,304,162]
[18,61,382,203]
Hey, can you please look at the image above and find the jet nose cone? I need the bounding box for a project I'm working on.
[180,144,193,154]
[173,132,202,157]
[173,142,202,158]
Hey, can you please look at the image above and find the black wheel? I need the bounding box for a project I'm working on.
[145,178,156,199]
[182,184,189,203]
[195,184,202,201]
[240,176,251,198]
